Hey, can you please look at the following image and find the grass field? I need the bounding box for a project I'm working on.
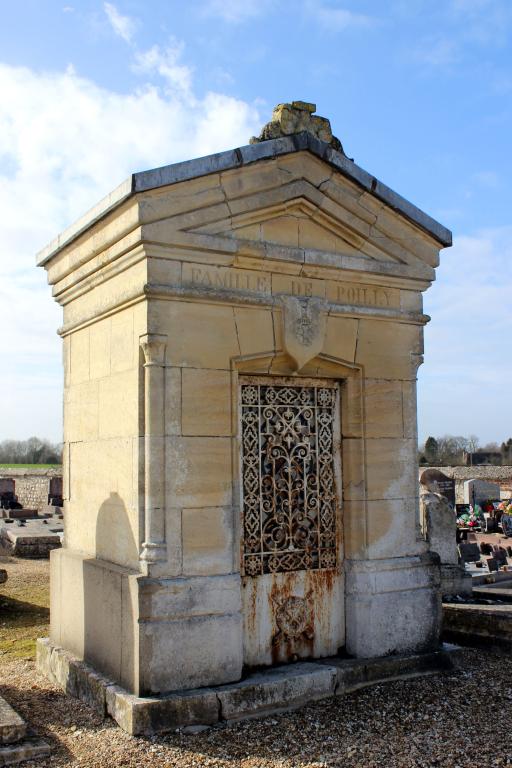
[0,550,50,662]
[0,464,61,469]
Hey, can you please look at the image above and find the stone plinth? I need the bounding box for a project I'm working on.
[36,105,451,705]
[37,637,462,735]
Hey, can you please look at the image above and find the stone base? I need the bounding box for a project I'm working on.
[345,553,442,657]
[0,693,50,766]
[37,637,463,736]
[440,564,473,599]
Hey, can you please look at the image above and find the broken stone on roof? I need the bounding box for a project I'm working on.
[250,100,344,153]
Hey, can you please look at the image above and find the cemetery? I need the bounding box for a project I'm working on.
[0,102,511,765]
[0,475,63,559]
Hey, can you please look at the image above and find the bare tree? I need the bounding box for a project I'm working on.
[0,438,61,464]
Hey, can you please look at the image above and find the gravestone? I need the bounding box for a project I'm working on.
[0,480,16,512]
[421,491,472,597]
[0,480,14,496]
[502,515,512,537]
[420,469,456,508]
[458,542,481,564]
[463,479,500,505]
[493,546,508,566]
[36,101,452,728]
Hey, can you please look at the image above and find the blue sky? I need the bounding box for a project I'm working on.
[0,0,510,445]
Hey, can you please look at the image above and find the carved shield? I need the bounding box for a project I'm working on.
[280,296,327,372]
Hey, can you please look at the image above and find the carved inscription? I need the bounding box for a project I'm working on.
[335,283,397,307]
[184,264,271,294]
[182,264,400,309]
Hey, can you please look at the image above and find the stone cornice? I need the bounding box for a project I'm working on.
[57,279,430,337]
[37,133,452,267]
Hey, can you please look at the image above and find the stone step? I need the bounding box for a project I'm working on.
[0,737,50,766]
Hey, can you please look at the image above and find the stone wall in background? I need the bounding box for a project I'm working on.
[420,466,512,502]
[0,468,62,510]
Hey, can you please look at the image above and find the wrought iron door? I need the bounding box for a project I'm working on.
[240,377,344,667]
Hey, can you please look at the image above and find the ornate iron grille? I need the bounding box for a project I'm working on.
[240,383,338,577]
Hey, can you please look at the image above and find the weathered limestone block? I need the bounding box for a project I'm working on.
[250,101,344,152]
[345,554,442,657]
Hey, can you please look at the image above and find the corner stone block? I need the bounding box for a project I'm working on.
[150,301,240,369]
[366,498,424,560]
[364,379,404,438]
[69,327,90,384]
[345,555,441,657]
[182,507,234,576]
[355,320,421,380]
[181,369,232,437]
[234,307,275,356]
[342,499,366,558]
[364,438,418,501]
[166,436,232,508]
[137,574,243,694]
[323,315,358,363]
[107,685,220,735]
[341,438,366,501]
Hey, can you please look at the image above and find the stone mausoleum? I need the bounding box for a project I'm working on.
[37,102,453,732]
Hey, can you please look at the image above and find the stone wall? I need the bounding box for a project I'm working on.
[423,466,512,503]
[0,468,62,510]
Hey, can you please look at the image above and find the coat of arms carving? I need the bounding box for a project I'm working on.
[280,296,327,372]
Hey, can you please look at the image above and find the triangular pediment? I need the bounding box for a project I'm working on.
[196,197,368,258]
[139,151,440,281]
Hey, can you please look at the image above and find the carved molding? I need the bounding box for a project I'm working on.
[140,333,167,366]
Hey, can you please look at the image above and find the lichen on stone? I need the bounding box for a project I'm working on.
[250,101,344,153]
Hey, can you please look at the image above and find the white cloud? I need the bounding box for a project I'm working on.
[305,1,377,30]
[132,41,193,93]
[0,49,260,440]
[418,227,512,444]
[104,2,136,43]
[200,0,270,24]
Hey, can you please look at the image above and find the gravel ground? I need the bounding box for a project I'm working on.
[2,651,512,768]
[1,554,512,767]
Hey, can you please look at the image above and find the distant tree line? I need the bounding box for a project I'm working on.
[420,435,512,466]
[501,438,512,464]
[0,437,62,465]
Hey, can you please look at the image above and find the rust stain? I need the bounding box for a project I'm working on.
[244,576,258,633]
[269,572,320,664]
[307,566,336,595]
